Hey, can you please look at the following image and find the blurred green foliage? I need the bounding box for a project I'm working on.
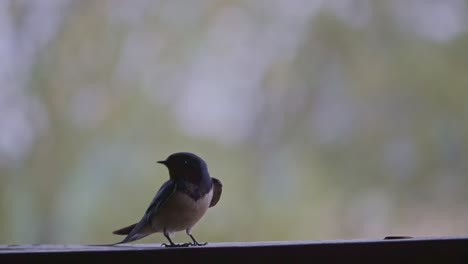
[1,0,468,244]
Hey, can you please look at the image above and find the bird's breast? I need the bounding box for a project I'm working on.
[150,188,213,233]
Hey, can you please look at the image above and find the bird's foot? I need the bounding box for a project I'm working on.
[188,234,208,246]
[188,241,207,247]
[162,242,191,248]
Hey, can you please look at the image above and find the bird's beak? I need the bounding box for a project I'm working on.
[157,160,166,165]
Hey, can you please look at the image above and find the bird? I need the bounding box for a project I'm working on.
[112,152,223,247]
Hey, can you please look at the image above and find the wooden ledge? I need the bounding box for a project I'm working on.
[1,237,468,263]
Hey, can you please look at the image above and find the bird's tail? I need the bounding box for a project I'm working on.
[113,218,152,244]
[113,223,137,235]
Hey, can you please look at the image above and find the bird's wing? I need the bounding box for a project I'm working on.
[210,177,223,207]
[116,180,177,244]
[144,180,178,221]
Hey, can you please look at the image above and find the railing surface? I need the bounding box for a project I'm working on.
[1,237,467,263]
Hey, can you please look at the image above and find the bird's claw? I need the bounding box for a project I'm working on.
[162,242,191,248]
[189,241,208,246]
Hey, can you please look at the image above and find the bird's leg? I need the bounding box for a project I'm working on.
[189,234,207,246]
[162,231,190,248]
[161,233,176,247]
[186,229,207,246]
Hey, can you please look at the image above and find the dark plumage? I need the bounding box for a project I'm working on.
[112,152,222,247]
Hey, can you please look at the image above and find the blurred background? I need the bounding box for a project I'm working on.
[1,0,468,245]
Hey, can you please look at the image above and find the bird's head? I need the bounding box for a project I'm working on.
[157,152,209,183]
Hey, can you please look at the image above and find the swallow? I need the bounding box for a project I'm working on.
[112,152,222,247]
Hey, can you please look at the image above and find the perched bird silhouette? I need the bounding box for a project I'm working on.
[112,152,222,247]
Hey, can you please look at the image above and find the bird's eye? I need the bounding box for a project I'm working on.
[184,160,188,165]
